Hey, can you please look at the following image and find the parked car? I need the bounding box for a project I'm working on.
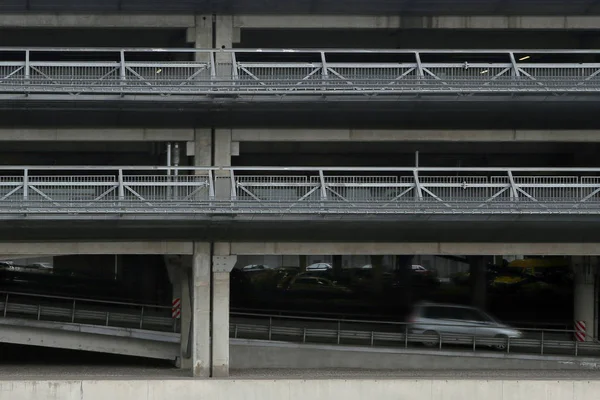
[408,302,522,350]
[305,263,332,271]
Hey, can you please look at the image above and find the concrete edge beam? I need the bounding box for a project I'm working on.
[0,128,194,141]
[235,15,600,30]
[231,129,600,142]
[229,242,600,255]
[0,14,195,28]
[0,241,194,255]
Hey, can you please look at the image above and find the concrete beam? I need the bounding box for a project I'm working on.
[0,241,194,255]
[0,14,194,28]
[0,128,194,141]
[229,242,600,256]
[234,15,600,30]
[231,129,600,142]
[0,318,178,360]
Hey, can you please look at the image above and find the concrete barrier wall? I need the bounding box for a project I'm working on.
[231,339,600,370]
[1,379,599,400]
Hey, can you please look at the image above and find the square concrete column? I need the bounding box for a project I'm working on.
[165,255,193,369]
[468,256,487,310]
[192,242,211,377]
[211,250,237,377]
[193,128,212,169]
[214,129,233,200]
[573,256,597,341]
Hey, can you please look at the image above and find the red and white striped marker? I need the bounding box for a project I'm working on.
[575,320,586,342]
[172,298,181,319]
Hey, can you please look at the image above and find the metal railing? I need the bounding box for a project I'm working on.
[2,166,600,215]
[1,48,600,99]
[0,290,175,332]
[0,291,594,358]
[231,312,600,357]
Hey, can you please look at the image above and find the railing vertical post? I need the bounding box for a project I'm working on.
[413,170,423,201]
[234,324,239,339]
[71,299,76,323]
[404,325,408,348]
[106,312,110,326]
[337,320,341,345]
[117,169,125,202]
[3,293,8,317]
[231,52,239,83]
[208,170,215,200]
[268,317,272,340]
[509,52,521,78]
[370,331,375,346]
[303,327,307,343]
[507,336,510,353]
[23,169,29,201]
[139,306,144,329]
[472,335,476,351]
[541,331,544,355]
[508,171,519,200]
[230,169,237,201]
[24,50,31,86]
[319,170,327,200]
[415,52,424,79]
[210,51,216,92]
[439,333,442,349]
[37,304,41,321]
[575,338,579,356]
[119,51,126,82]
[320,51,328,90]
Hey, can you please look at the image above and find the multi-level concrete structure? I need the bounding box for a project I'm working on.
[2,0,600,381]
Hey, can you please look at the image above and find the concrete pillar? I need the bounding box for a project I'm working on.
[193,128,212,169]
[299,255,307,272]
[164,255,194,369]
[332,255,342,279]
[573,256,597,341]
[370,255,384,296]
[211,244,238,377]
[191,242,211,377]
[215,15,240,65]
[214,129,232,200]
[190,15,212,61]
[468,256,487,310]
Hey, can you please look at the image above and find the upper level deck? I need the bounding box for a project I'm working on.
[2,0,600,15]
[3,48,600,108]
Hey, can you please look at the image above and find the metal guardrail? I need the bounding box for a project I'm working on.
[2,166,600,215]
[0,290,594,358]
[230,312,600,357]
[0,290,175,332]
[1,48,600,99]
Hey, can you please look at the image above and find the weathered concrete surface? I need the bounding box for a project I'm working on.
[0,377,599,400]
[231,128,600,143]
[0,241,194,255]
[0,128,194,141]
[235,15,600,30]
[0,319,178,360]
[230,339,600,371]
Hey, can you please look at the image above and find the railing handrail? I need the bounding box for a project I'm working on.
[229,311,581,335]
[2,47,600,55]
[2,166,600,172]
[231,307,573,329]
[0,290,171,310]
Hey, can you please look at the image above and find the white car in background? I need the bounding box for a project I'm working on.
[305,263,332,271]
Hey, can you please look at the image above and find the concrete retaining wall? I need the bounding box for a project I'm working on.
[1,379,599,400]
[231,339,600,370]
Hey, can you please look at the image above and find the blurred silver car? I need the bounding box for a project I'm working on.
[408,302,523,350]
